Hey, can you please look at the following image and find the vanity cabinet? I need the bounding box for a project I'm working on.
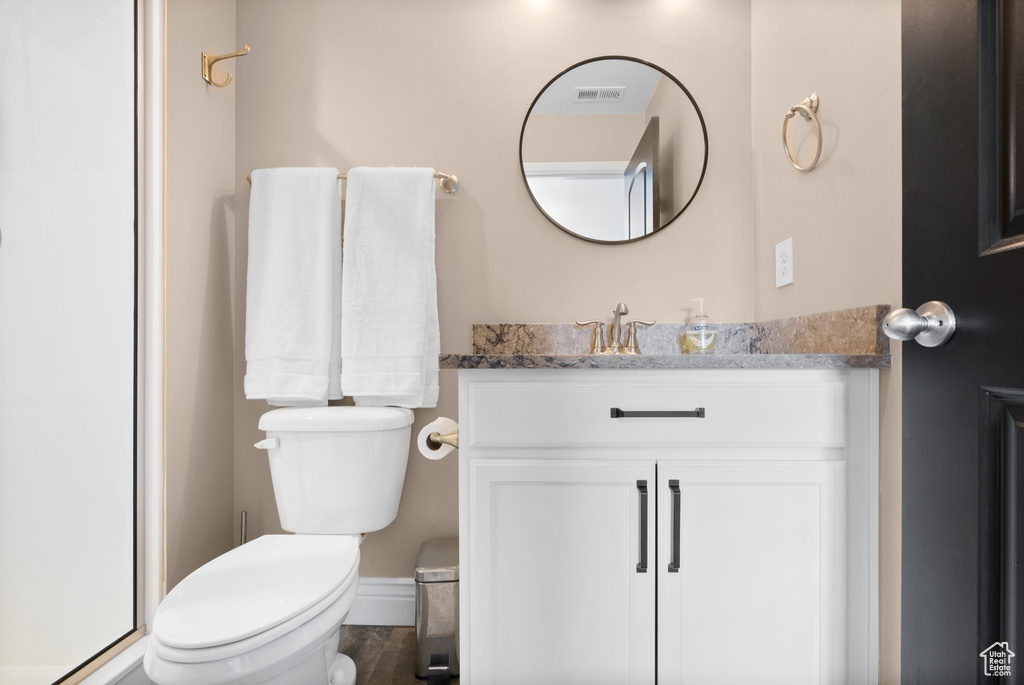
[469,459,656,683]
[656,461,846,685]
[458,368,878,685]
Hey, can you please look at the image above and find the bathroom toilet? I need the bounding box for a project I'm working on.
[143,406,414,685]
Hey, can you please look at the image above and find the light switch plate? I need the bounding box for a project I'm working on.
[776,238,794,287]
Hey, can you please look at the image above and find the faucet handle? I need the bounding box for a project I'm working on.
[623,320,656,355]
[575,320,608,355]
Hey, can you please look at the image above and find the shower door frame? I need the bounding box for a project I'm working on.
[58,0,165,682]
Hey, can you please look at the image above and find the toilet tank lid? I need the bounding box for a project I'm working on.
[259,406,414,432]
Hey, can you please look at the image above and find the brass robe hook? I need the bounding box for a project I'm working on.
[202,44,251,88]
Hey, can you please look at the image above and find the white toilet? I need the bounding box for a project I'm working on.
[143,406,415,685]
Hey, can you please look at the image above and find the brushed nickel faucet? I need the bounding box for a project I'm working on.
[608,303,629,354]
[577,304,657,355]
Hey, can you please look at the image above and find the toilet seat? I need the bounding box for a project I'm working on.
[150,534,359,664]
[144,580,359,685]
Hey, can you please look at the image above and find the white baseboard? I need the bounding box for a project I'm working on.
[344,577,416,627]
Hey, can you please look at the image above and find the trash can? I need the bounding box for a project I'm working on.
[415,539,459,682]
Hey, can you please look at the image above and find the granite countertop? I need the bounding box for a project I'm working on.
[439,353,889,370]
[439,305,892,370]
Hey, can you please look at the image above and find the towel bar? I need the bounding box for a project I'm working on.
[246,169,459,194]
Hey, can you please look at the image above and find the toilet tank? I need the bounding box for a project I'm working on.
[257,406,414,534]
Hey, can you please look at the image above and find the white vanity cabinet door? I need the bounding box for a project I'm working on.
[657,461,847,685]
[468,459,656,685]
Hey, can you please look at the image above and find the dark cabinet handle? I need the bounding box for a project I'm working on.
[668,480,681,573]
[637,480,648,573]
[611,407,706,419]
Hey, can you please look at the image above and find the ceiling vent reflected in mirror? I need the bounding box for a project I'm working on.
[520,56,708,244]
[575,87,627,102]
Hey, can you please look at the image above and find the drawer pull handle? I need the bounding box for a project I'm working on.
[637,480,648,574]
[668,480,681,573]
[610,407,706,419]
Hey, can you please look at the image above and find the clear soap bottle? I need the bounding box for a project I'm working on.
[684,298,717,354]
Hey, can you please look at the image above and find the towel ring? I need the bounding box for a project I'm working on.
[782,94,822,172]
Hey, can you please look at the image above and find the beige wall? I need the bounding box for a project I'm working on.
[232,0,755,577]
[750,1,902,682]
[165,2,902,677]
[165,0,238,590]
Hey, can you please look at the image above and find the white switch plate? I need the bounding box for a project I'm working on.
[776,238,794,287]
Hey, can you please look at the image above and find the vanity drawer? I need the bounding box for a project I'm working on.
[461,369,845,449]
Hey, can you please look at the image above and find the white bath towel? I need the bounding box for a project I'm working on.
[244,167,343,405]
[341,167,439,408]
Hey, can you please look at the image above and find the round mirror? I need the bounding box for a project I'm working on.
[519,56,708,244]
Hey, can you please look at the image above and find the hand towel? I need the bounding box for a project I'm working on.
[244,167,343,405]
[341,167,439,408]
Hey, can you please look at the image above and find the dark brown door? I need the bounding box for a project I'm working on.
[625,116,660,239]
[903,1,1024,682]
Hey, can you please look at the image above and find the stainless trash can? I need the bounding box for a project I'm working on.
[415,539,459,681]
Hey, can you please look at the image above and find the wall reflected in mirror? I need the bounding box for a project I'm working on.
[520,56,708,244]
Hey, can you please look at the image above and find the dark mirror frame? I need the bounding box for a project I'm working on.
[519,55,709,245]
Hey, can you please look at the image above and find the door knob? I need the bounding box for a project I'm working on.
[882,301,956,347]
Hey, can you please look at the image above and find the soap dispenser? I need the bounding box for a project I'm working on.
[684,298,717,354]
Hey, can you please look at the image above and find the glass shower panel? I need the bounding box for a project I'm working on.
[0,2,137,683]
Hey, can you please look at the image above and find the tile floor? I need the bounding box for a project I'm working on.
[337,625,425,685]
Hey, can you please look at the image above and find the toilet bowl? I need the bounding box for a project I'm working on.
[144,406,415,685]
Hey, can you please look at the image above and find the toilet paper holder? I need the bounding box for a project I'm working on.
[427,429,459,450]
